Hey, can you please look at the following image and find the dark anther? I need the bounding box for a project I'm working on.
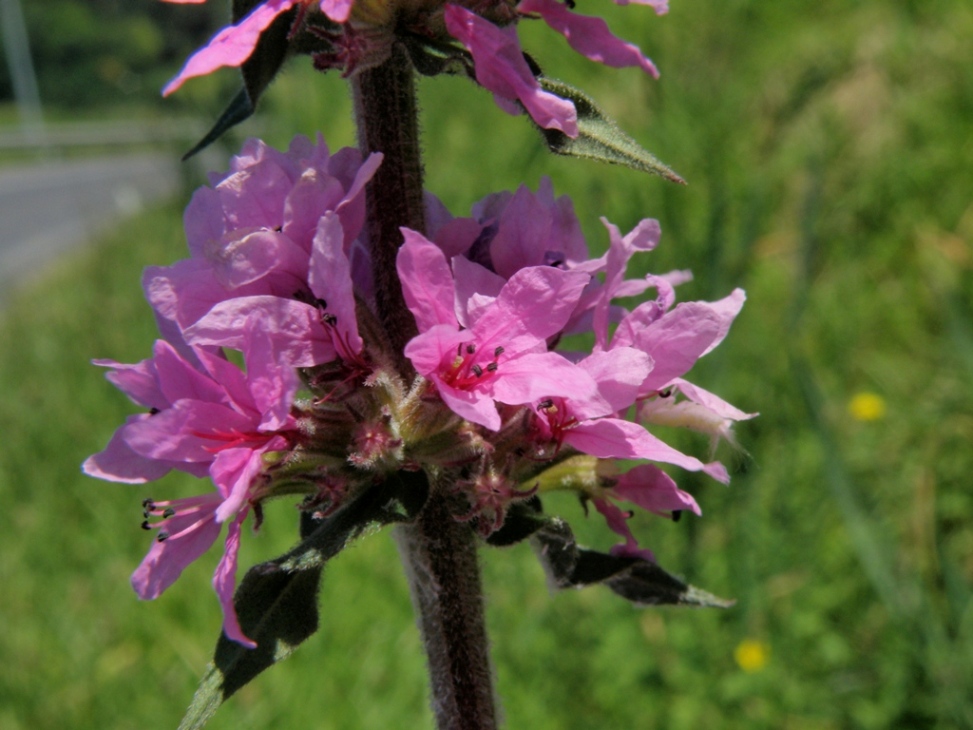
[322,313,337,326]
[156,531,170,542]
[659,388,673,398]
[471,364,483,377]
[162,507,176,519]
[142,497,154,509]
[149,407,161,415]
[466,343,476,355]
[486,362,498,372]
[316,297,328,309]
[625,510,635,519]
[671,510,683,523]
[141,520,151,531]
[493,346,505,357]
[565,0,576,8]
[538,398,554,410]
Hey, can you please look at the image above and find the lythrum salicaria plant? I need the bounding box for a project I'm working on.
[85,0,755,727]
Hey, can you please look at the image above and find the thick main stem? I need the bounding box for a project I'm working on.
[395,487,498,730]
[352,43,425,369]
[352,47,498,729]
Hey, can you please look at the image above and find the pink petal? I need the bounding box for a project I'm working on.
[443,5,578,137]
[151,339,230,407]
[518,0,659,78]
[435,379,503,432]
[213,514,257,648]
[131,496,223,600]
[593,498,655,562]
[488,352,598,407]
[670,378,757,422]
[404,324,468,378]
[576,347,653,416]
[83,418,175,483]
[612,464,701,517]
[397,230,458,332]
[614,0,669,13]
[309,212,363,355]
[184,295,336,367]
[318,0,353,22]
[163,0,301,96]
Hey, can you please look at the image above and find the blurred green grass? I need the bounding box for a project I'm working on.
[2,0,972,728]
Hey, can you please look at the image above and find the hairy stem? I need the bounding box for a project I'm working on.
[351,43,425,373]
[352,47,497,729]
[395,483,498,730]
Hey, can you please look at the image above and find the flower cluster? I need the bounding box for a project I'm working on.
[86,136,751,645]
[161,0,665,138]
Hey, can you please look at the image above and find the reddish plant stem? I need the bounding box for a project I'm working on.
[351,46,498,730]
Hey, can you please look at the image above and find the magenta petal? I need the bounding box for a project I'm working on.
[404,324,468,379]
[593,498,655,562]
[318,0,353,22]
[436,380,502,432]
[151,339,232,407]
[185,295,335,367]
[671,378,757,422]
[397,230,458,332]
[97,357,167,411]
[163,0,301,95]
[213,514,258,648]
[577,347,652,416]
[83,419,174,483]
[451,256,505,327]
[564,418,716,480]
[614,0,669,13]
[309,212,363,355]
[443,5,578,137]
[488,352,598,407]
[519,0,659,78]
[475,266,589,348]
[613,464,701,517]
[242,320,299,430]
[131,497,223,600]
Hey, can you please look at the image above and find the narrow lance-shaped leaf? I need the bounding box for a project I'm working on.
[534,76,686,184]
[532,515,733,608]
[184,3,305,159]
[177,472,429,730]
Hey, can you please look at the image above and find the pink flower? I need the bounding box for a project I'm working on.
[84,321,299,647]
[182,210,367,370]
[397,229,598,431]
[592,464,700,561]
[161,0,354,95]
[443,5,579,137]
[517,0,659,78]
[144,135,380,338]
[161,0,665,137]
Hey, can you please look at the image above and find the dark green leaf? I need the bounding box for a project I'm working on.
[531,517,733,608]
[535,77,685,184]
[177,473,429,730]
[401,33,474,78]
[485,497,547,547]
[183,4,298,159]
[182,89,255,161]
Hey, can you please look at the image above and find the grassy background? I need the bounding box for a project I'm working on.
[2,0,972,727]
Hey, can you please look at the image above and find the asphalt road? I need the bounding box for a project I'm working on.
[0,153,180,302]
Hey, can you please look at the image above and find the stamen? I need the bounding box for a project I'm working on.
[156,531,170,542]
[466,343,476,355]
[486,362,498,372]
[471,364,483,377]
[493,346,505,358]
